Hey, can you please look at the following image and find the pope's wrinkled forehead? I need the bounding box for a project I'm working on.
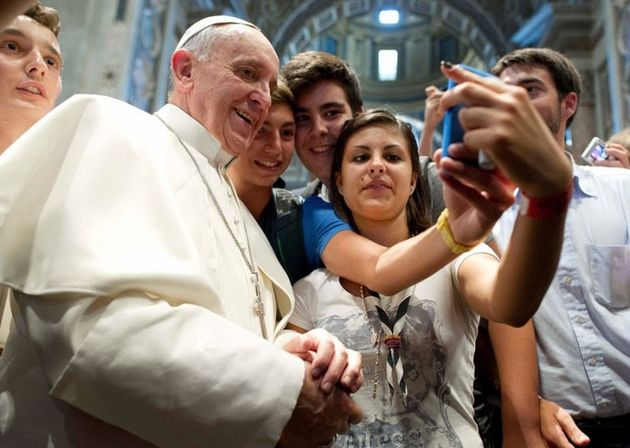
[176,15,258,50]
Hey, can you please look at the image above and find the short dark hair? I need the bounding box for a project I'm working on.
[491,47,582,128]
[330,108,431,236]
[281,51,363,114]
[24,2,60,37]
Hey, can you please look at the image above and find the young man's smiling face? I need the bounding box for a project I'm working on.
[229,101,295,189]
[293,80,355,186]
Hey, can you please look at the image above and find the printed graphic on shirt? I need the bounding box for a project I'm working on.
[316,292,464,448]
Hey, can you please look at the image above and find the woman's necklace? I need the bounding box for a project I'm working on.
[154,114,267,339]
[361,285,412,404]
[359,284,382,400]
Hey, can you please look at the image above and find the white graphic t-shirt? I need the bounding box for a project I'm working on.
[291,245,496,448]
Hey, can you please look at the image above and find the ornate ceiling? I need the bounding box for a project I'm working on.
[185,0,546,57]
[183,0,549,113]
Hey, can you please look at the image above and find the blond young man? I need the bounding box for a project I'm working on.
[0,1,62,351]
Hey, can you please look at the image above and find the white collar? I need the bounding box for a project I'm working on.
[154,104,234,168]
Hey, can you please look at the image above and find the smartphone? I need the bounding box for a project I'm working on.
[581,137,608,165]
[441,64,496,170]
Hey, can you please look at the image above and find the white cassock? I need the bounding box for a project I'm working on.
[0,95,304,447]
[0,286,10,347]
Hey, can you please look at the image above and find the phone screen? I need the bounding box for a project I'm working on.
[581,137,608,164]
[589,142,608,161]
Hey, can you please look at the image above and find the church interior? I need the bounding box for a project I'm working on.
[44,0,630,187]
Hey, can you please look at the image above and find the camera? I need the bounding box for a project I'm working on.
[441,64,496,170]
[581,137,608,165]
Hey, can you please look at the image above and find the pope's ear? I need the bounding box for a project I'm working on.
[171,49,194,92]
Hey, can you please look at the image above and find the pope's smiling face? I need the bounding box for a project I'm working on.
[186,25,279,155]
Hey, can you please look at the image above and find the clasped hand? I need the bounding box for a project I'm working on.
[283,328,363,394]
[279,329,363,447]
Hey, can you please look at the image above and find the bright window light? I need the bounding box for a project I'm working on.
[379,9,400,25]
[378,49,398,81]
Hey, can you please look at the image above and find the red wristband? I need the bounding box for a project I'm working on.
[519,183,573,219]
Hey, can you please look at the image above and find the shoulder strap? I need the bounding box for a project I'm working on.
[271,189,310,283]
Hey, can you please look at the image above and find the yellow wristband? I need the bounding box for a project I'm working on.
[436,209,476,254]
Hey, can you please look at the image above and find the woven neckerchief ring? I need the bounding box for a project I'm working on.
[154,114,268,339]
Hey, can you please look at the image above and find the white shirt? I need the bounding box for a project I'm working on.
[292,245,497,447]
[493,161,630,418]
[0,94,303,447]
[0,286,9,347]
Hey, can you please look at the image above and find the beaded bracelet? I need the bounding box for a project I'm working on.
[436,209,476,255]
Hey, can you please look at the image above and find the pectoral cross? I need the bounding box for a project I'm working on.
[251,272,267,339]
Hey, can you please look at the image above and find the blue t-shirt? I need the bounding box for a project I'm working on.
[302,196,351,268]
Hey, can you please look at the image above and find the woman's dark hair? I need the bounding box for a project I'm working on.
[330,108,431,237]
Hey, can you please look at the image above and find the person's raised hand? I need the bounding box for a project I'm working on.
[424,85,445,130]
[594,143,630,169]
[433,147,515,246]
[439,62,572,199]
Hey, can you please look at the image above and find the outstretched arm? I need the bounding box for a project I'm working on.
[312,168,513,296]
[322,226,459,296]
[441,62,572,325]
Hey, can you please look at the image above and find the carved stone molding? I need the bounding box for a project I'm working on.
[617,1,630,125]
[128,0,169,111]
